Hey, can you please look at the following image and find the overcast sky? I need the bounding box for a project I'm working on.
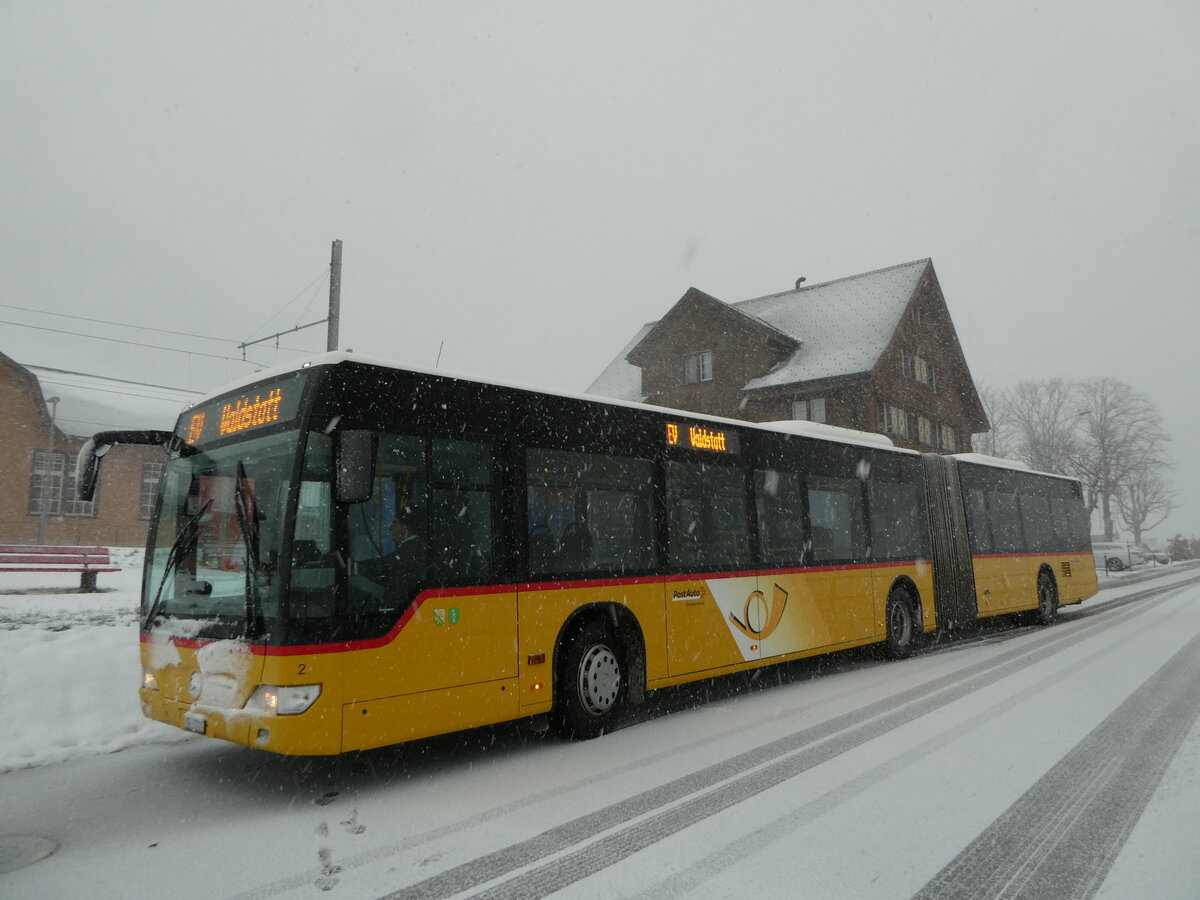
[3,1,1198,536]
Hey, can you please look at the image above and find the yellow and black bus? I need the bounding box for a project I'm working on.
[79,353,1097,755]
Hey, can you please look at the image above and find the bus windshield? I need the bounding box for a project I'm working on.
[143,430,300,630]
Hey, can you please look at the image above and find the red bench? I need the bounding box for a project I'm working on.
[0,545,121,592]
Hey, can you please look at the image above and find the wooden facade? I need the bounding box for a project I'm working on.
[591,259,988,453]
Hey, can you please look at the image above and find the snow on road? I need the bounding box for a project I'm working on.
[2,557,1199,898]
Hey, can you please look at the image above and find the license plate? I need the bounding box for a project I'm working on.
[184,712,207,735]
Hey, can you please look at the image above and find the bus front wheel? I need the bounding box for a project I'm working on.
[884,590,916,660]
[551,618,625,740]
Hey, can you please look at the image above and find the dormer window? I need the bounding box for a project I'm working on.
[792,398,826,423]
[684,350,714,384]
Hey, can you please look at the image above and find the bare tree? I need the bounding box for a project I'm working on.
[971,382,1016,458]
[1070,377,1170,541]
[1007,378,1078,475]
[1117,459,1178,546]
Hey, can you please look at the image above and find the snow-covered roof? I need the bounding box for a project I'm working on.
[25,365,201,438]
[584,323,652,402]
[951,452,1079,482]
[587,259,931,401]
[761,419,905,451]
[738,259,929,390]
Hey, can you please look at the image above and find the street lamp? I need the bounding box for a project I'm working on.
[37,396,61,545]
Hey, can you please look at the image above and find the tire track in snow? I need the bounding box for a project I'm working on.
[622,588,1199,900]
[912,619,1200,900]
[378,585,1187,899]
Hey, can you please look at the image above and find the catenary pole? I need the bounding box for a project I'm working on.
[327,239,342,352]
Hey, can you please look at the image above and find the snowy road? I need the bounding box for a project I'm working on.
[4,569,1200,899]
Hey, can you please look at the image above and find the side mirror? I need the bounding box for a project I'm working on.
[75,438,113,502]
[335,430,376,504]
[74,430,176,502]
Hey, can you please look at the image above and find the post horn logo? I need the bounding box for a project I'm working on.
[729,584,789,639]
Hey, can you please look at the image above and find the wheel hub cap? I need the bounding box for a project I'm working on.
[578,644,621,716]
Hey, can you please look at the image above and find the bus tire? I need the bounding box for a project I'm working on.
[1036,571,1059,626]
[551,618,624,740]
[884,589,916,660]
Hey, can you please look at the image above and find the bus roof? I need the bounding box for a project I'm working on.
[951,452,1080,482]
[189,351,920,455]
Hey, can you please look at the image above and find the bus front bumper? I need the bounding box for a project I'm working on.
[140,688,343,755]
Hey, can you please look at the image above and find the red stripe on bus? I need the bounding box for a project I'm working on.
[140,559,936,656]
[971,551,1090,561]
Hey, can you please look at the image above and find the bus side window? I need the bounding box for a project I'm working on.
[807,473,867,563]
[346,433,426,613]
[965,488,993,554]
[429,438,496,584]
[868,479,928,560]
[1019,493,1054,553]
[988,491,1025,553]
[526,448,656,577]
[755,469,806,566]
[666,461,751,570]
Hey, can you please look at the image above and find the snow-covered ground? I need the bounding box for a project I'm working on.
[2,554,1199,898]
[0,549,191,774]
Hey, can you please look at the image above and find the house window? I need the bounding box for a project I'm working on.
[887,405,909,437]
[913,356,930,384]
[28,450,96,518]
[139,462,165,519]
[792,398,826,423]
[684,350,713,384]
[917,416,933,446]
[903,346,935,390]
[939,424,958,452]
[28,450,64,516]
[910,304,923,326]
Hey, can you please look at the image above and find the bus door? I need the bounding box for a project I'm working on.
[664,460,761,676]
[796,470,875,649]
[965,487,1028,615]
[340,434,517,704]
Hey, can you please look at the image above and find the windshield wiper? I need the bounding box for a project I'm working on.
[233,461,265,639]
[143,497,213,630]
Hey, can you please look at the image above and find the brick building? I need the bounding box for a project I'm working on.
[0,350,197,547]
[588,258,988,453]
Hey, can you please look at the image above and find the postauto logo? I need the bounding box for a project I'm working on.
[728,584,789,640]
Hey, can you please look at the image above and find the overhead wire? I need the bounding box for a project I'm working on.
[0,303,313,354]
[242,267,331,345]
[3,265,334,368]
[32,377,203,400]
[1,319,275,366]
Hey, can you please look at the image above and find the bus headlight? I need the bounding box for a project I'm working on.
[142,667,158,691]
[246,684,322,716]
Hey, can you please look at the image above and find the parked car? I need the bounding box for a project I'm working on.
[1140,545,1170,565]
[1093,541,1142,571]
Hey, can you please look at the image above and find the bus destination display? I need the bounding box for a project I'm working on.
[666,421,739,454]
[180,378,305,446]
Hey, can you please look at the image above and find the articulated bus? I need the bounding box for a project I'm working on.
[79,353,1098,755]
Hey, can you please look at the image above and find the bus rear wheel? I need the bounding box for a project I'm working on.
[1036,571,1059,626]
[551,618,625,740]
[884,590,916,660]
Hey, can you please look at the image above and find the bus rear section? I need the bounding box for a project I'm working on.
[922,453,1098,630]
